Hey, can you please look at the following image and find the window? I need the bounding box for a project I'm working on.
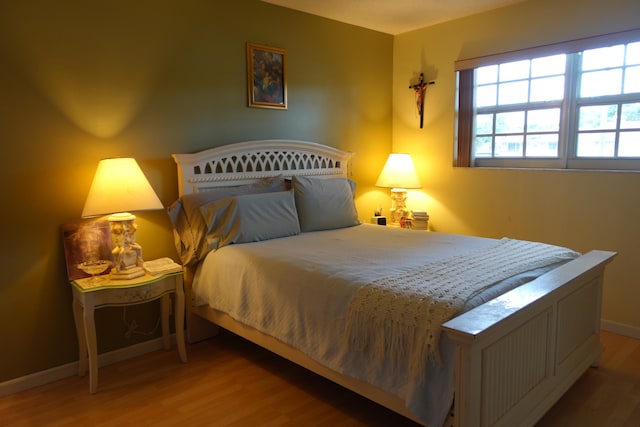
[455,29,640,170]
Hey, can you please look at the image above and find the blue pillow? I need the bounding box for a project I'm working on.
[167,176,287,264]
[200,191,300,249]
[292,176,359,232]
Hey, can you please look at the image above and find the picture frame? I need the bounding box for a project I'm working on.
[61,220,113,281]
[246,43,287,109]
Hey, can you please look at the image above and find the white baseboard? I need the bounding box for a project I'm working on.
[600,319,640,339]
[0,335,176,398]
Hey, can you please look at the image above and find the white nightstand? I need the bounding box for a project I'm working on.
[71,271,187,393]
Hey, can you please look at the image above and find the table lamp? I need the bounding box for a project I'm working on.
[82,158,163,279]
[375,153,421,226]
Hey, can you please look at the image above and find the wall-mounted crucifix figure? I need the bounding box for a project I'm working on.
[409,73,435,128]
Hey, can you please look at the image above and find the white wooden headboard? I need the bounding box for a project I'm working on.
[172,140,354,196]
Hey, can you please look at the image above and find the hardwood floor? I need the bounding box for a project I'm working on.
[537,330,640,427]
[1,330,638,426]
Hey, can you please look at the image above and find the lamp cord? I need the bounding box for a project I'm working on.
[122,307,161,339]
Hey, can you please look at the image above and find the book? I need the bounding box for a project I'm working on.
[411,209,429,219]
[143,257,183,275]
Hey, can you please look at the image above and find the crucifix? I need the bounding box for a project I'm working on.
[409,73,435,128]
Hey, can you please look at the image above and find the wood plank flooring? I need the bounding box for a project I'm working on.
[1,330,638,426]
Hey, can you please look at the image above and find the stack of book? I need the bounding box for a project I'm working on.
[411,210,429,230]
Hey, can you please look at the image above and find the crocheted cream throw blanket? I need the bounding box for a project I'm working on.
[343,238,579,383]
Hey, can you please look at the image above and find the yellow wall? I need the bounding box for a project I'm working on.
[392,0,640,329]
[0,0,392,382]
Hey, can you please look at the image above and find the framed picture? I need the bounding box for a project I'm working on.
[61,220,113,280]
[246,43,287,109]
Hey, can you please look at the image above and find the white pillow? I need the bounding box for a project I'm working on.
[200,191,300,250]
[292,175,359,232]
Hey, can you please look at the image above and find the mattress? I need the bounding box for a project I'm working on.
[192,224,575,426]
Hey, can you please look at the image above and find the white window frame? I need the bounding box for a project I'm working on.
[454,28,640,170]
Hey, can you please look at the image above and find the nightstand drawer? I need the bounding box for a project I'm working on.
[72,273,180,307]
[95,281,173,305]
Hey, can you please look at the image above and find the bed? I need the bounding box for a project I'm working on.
[170,139,616,427]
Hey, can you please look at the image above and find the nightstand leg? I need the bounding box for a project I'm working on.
[175,283,187,363]
[161,294,171,350]
[72,299,88,376]
[83,306,98,394]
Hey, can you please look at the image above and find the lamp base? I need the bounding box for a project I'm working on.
[108,213,145,280]
[388,188,409,226]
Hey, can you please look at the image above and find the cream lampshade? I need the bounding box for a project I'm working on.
[376,153,421,226]
[82,158,163,279]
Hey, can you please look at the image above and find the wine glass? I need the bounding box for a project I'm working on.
[77,260,112,285]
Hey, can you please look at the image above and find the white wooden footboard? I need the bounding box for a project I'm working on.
[443,250,616,427]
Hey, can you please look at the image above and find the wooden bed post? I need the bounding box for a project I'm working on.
[182,265,219,343]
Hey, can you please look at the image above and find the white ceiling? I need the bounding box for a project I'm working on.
[262,0,525,35]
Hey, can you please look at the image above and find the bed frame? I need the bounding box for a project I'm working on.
[172,139,616,427]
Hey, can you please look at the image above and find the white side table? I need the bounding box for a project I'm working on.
[71,271,187,393]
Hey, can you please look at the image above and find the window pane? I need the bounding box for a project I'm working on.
[621,103,640,129]
[527,108,560,132]
[626,42,640,65]
[579,105,618,130]
[474,136,493,157]
[624,66,640,94]
[477,65,498,84]
[476,113,494,134]
[577,132,616,157]
[582,45,625,71]
[495,135,523,156]
[530,76,565,102]
[476,84,497,107]
[531,54,566,77]
[498,81,529,105]
[618,131,640,157]
[499,60,530,81]
[580,69,622,97]
[465,33,640,169]
[526,134,559,157]
[495,111,525,133]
